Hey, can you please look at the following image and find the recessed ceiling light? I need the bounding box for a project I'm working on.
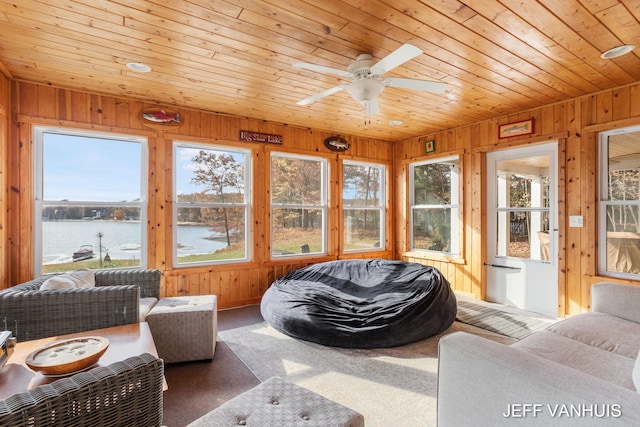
[600,45,635,59]
[389,120,403,126]
[126,62,152,73]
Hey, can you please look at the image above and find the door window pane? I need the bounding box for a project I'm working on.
[494,157,550,261]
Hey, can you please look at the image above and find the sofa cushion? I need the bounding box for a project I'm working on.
[545,312,640,359]
[634,351,640,392]
[40,275,76,290]
[40,269,95,290]
[139,297,158,322]
[512,330,636,390]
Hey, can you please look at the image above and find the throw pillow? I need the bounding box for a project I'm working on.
[633,350,640,392]
[68,268,96,288]
[40,275,77,290]
[40,269,95,290]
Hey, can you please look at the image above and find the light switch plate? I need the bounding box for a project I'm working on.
[569,215,583,227]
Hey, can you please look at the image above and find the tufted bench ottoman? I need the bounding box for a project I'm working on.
[146,295,217,363]
[186,376,364,427]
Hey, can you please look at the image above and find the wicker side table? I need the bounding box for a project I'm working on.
[146,295,217,363]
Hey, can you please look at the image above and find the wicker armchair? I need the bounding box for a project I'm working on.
[0,268,161,342]
[0,353,164,427]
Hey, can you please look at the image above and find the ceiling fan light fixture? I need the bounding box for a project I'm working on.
[600,45,635,59]
[126,62,152,73]
[345,78,385,103]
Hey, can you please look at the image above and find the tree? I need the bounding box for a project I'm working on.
[270,157,321,229]
[343,164,381,233]
[190,151,245,245]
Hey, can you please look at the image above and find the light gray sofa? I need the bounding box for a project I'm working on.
[437,282,640,426]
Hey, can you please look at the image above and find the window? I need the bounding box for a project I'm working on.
[174,143,250,265]
[342,161,385,251]
[270,153,327,257]
[599,126,640,278]
[35,127,146,274]
[410,156,460,255]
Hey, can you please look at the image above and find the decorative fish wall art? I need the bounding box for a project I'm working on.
[142,110,180,123]
[139,108,183,129]
[324,135,350,152]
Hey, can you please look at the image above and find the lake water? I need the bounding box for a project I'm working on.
[43,221,227,264]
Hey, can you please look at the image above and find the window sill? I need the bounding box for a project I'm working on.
[403,251,466,265]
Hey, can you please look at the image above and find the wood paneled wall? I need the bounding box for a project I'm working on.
[2,80,639,314]
[0,73,9,288]
[3,82,394,308]
[394,82,640,316]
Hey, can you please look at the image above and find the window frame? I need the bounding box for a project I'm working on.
[173,142,252,267]
[598,125,640,280]
[34,126,148,275]
[341,159,386,253]
[409,154,461,256]
[269,151,328,258]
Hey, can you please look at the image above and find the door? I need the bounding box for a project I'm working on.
[486,142,558,318]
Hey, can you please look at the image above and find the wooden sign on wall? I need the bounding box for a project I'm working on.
[239,130,283,144]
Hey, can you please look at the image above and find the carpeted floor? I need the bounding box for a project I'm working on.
[162,297,558,427]
[218,319,514,427]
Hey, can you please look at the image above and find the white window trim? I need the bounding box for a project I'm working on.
[173,142,252,267]
[33,126,148,275]
[270,152,328,258]
[598,125,640,280]
[342,160,386,253]
[409,155,461,256]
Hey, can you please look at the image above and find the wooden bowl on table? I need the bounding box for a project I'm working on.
[25,336,109,376]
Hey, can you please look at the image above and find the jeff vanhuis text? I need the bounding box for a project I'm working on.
[503,403,622,418]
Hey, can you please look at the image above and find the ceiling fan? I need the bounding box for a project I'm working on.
[293,44,447,115]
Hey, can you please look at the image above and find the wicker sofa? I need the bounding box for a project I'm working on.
[0,353,164,427]
[0,268,161,342]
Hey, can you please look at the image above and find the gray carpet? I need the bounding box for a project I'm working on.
[455,297,559,339]
[219,320,514,427]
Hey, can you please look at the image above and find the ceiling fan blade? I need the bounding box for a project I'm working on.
[369,44,423,75]
[296,85,345,106]
[364,99,380,115]
[383,77,447,94]
[293,62,353,78]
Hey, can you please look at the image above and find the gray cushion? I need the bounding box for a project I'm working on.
[187,376,364,427]
[634,350,640,392]
[545,312,640,359]
[513,330,636,390]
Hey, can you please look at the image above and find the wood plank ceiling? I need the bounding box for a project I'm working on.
[0,0,638,141]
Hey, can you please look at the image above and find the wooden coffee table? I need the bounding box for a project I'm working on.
[0,322,164,399]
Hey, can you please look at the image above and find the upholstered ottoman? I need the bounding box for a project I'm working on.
[146,295,217,363]
[187,376,364,427]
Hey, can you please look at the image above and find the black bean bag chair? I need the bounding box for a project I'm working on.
[260,259,457,348]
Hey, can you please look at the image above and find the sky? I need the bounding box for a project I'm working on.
[42,133,246,202]
[43,133,142,202]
